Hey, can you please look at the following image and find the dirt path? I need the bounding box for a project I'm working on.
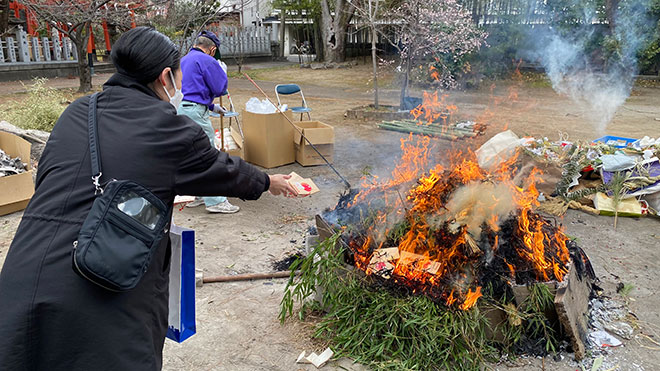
[1,64,659,370]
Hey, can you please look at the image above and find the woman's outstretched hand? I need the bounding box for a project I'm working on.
[268,174,299,198]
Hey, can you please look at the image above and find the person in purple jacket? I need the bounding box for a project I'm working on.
[178,30,239,213]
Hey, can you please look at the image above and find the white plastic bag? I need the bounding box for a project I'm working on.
[245,97,277,114]
[215,128,237,150]
[476,130,522,170]
[600,154,637,172]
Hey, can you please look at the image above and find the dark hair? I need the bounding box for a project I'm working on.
[111,27,180,84]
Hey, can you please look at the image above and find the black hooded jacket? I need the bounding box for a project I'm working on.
[0,73,269,370]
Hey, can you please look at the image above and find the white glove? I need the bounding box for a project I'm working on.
[212,104,227,114]
[218,60,228,73]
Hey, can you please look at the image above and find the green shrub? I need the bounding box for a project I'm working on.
[2,78,69,132]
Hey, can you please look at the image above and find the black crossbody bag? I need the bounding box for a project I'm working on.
[72,92,170,292]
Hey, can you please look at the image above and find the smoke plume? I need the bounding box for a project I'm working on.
[430,182,517,237]
[523,0,654,135]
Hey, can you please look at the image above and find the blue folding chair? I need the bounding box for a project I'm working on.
[221,91,242,137]
[275,84,311,120]
[209,90,243,150]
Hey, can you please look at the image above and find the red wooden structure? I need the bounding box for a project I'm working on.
[8,0,141,53]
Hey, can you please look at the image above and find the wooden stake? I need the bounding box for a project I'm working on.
[203,271,299,283]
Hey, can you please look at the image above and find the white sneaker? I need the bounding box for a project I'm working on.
[206,200,240,214]
[186,197,205,208]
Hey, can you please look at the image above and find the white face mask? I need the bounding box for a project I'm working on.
[163,70,183,109]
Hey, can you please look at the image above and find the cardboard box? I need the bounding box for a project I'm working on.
[242,110,295,168]
[0,131,34,216]
[293,121,334,166]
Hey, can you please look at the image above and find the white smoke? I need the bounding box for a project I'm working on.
[540,37,632,135]
[429,182,516,237]
[525,0,653,135]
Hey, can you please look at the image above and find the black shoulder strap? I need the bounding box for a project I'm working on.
[88,92,103,193]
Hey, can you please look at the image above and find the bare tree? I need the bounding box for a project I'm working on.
[349,0,382,108]
[154,0,257,74]
[156,0,244,53]
[18,0,156,92]
[319,0,355,62]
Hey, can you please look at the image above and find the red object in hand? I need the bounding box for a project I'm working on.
[301,183,312,192]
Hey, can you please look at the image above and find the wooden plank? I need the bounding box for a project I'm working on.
[554,262,592,360]
[315,214,337,241]
[480,302,507,342]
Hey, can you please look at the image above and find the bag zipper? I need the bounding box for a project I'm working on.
[72,240,121,292]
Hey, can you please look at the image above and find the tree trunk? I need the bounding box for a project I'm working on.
[320,0,355,63]
[0,0,9,36]
[313,14,323,62]
[371,25,378,109]
[321,25,347,63]
[400,55,411,109]
[605,0,619,34]
[237,27,243,73]
[76,40,92,92]
[73,24,92,93]
[279,10,286,58]
[471,0,479,24]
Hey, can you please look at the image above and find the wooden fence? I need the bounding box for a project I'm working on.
[0,24,274,67]
[179,25,274,58]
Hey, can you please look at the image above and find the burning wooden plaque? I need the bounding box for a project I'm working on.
[366,247,400,278]
[396,250,441,275]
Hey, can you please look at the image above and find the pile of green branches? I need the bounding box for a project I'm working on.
[280,234,561,370]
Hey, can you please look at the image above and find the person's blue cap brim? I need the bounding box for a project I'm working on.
[199,30,222,59]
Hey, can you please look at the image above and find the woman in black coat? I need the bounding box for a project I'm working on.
[0,27,297,370]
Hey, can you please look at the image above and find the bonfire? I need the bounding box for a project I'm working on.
[322,132,579,311]
[281,92,595,370]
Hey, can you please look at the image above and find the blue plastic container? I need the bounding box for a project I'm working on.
[592,135,637,148]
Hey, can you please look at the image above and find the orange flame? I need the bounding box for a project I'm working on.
[338,83,570,310]
[460,287,483,310]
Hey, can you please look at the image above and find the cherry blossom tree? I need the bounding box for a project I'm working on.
[386,0,487,108]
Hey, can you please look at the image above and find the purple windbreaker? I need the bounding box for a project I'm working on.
[180,48,227,110]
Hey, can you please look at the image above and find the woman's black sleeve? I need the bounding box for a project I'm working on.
[173,126,269,200]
